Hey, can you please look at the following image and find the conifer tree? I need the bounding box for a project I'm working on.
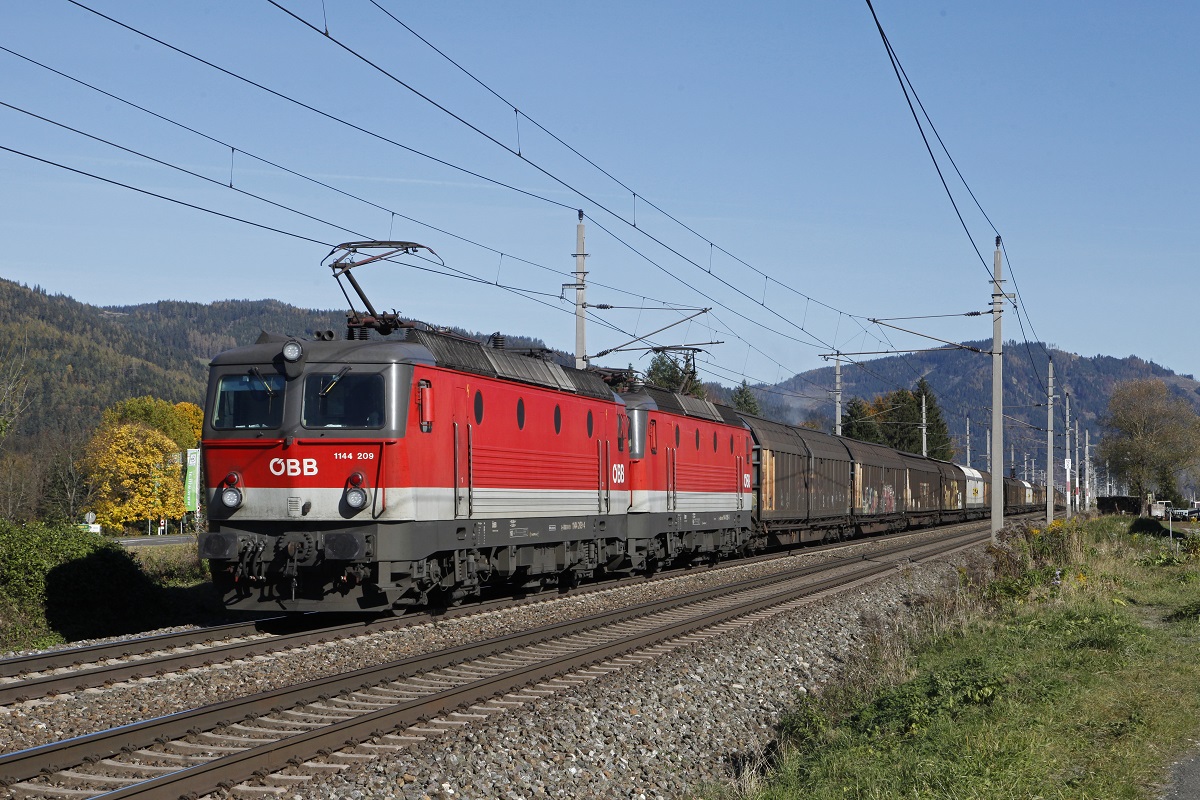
[915,378,955,460]
[731,380,761,415]
[841,398,885,444]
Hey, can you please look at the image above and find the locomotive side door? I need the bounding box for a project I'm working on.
[665,421,677,512]
[452,385,472,518]
[735,453,744,510]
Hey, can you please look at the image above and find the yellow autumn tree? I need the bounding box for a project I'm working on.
[82,421,186,529]
[174,401,204,446]
[103,396,197,450]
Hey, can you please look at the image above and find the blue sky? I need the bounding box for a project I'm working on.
[3,1,1197,406]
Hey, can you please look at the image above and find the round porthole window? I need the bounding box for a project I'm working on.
[587,410,594,438]
[554,405,562,434]
[517,398,525,430]
[474,390,484,424]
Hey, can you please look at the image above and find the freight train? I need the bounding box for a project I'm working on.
[197,242,1056,613]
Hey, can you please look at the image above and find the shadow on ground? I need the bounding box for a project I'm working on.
[44,548,226,641]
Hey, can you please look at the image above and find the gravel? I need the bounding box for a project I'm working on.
[303,552,971,800]
[0,529,981,798]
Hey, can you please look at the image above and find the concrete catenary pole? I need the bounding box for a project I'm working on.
[1046,358,1055,525]
[990,236,1004,541]
[966,413,971,468]
[1085,428,1091,512]
[574,210,588,370]
[1065,392,1072,519]
[1075,419,1081,515]
[834,355,842,436]
[921,393,927,457]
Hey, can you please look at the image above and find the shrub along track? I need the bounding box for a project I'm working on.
[0,526,989,799]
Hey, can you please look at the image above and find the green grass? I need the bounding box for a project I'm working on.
[130,542,211,587]
[715,517,1200,800]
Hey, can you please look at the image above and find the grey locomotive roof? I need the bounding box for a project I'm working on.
[209,336,436,367]
[406,329,615,401]
[638,386,725,422]
[211,328,618,401]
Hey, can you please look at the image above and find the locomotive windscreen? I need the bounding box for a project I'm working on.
[212,371,286,429]
[301,371,385,429]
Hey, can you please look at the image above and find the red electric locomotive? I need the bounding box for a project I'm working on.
[198,242,753,612]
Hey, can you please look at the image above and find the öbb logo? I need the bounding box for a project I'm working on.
[269,458,318,476]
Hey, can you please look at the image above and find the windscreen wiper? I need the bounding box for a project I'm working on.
[250,367,275,397]
[319,366,351,397]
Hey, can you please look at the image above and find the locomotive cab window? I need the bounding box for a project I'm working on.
[302,372,385,429]
[213,371,286,430]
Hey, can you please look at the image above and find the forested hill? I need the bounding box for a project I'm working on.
[0,278,551,444]
[5,275,1198,463]
[768,340,1200,463]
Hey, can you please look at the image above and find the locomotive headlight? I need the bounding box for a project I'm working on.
[345,486,369,510]
[220,486,244,509]
[344,472,369,510]
[282,340,303,362]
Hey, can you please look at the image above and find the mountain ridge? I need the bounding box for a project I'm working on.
[4,277,1197,475]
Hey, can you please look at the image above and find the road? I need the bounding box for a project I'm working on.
[116,535,196,548]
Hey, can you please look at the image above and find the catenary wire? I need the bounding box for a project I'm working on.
[49,1,999,422]
[43,4,880,383]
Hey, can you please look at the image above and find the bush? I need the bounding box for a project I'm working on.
[0,520,108,608]
[0,519,184,649]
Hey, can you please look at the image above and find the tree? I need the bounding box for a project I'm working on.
[646,352,685,391]
[103,396,197,450]
[841,398,885,444]
[0,340,29,450]
[856,380,955,458]
[82,421,186,530]
[174,402,204,446]
[870,390,922,454]
[645,351,706,399]
[915,378,955,460]
[1098,379,1200,514]
[731,380,761,415]
[38,421,94,523]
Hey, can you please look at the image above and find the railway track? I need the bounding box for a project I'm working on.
[0,517,1021,707]
[0,519,999,707]
[0,525,987,799]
